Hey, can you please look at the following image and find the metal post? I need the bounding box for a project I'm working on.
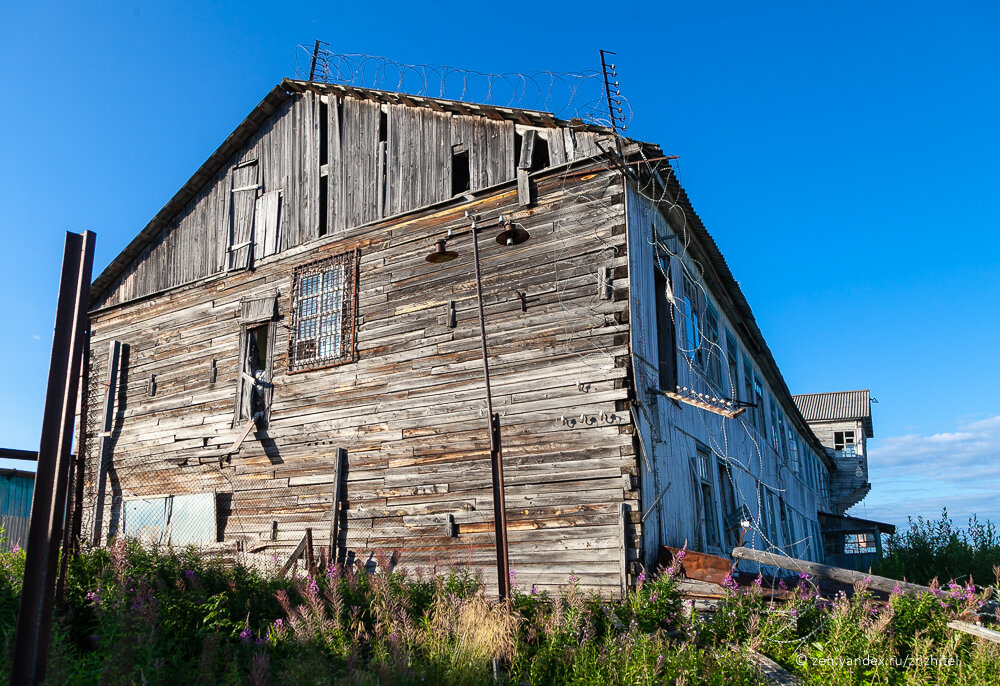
[309,39,321,81]
[12,231,95,686]
[470,221,511,600]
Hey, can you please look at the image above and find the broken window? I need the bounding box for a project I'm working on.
[288,251,358,372]
[451,145,470,195]
[236,295,277,429]
[227,159,260,271]
[834,430,856,457]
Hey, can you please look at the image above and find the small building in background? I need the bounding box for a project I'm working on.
[793,390,894,569]
[0,449,36,549]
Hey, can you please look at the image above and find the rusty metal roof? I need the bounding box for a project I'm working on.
[792,390,873,437]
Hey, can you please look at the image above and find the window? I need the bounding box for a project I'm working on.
[843,532,878,555]
[780,499,794,557]
[705,304,722,387]
[725,331,739,399]
[768,395,779,447]
[288,252,358,372]
[697,447,720,550]
[681,275,702,366]
[753,374,767,440]
[717,461,739,549]
[788,429,800,473]
[777,411,789,461]
[235,295,277,429]
[654,266,678,391]
[835,430,857,457]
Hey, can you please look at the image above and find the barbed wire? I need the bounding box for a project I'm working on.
[295,45,617,126]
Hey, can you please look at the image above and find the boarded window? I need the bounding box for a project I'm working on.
[227,160,260,271]
[288,251,358,372]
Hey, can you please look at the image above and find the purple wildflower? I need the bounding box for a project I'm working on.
[530,585,538,596]
[239,628,253,644]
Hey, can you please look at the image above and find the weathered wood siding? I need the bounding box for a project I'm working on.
[625,184,829,569]
[82,166,638,595]
[95,89,605,311]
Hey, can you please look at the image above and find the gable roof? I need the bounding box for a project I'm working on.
[88,79,615,306]
[792,390,874,438]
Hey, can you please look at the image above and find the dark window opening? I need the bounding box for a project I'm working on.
[513,131,523,169]
[319,100,329,165]
[238,323,273,429]
[529,135,550,171]
[319,177,328,237]
[654,267,677,391]
[379,109,388,143]
[451,147,470,195]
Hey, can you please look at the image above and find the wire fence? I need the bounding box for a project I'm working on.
[295,45,618,128]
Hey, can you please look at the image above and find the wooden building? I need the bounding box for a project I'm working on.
[0,451,36,550]
[78,78,883,594]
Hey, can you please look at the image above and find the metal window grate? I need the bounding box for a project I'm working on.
[288,251,358,372]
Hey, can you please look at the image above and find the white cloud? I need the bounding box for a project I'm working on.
[852,414,1000,529]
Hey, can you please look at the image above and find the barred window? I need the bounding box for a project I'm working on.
[288,251,357,372]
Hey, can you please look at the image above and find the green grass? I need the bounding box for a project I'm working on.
[0,533,997,684]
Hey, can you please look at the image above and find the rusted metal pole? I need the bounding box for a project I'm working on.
[471,220,511,600]
[309,39,321,81]
[12,231,95,686]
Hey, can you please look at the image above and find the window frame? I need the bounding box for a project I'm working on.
[287,250,360,374]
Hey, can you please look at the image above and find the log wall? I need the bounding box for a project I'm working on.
[82,165,639,595]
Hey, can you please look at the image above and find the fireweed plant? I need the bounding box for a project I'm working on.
[0,532,994,685]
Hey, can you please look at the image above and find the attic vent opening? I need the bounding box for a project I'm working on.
[451,145,470,195]
[320,100,329,165]
[319,99,329,237]
[517,130,550,173]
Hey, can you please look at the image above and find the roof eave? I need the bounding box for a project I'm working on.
[88,83,292,306]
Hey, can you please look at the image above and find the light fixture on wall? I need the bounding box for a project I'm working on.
[421,211,531,601]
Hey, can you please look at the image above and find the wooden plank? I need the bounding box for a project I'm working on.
[731,547,934,595]
[948,621,1000,644]
[227,418,257,454]
[278,532,309,578]
[746,650,801,686]
[517,169,531,206]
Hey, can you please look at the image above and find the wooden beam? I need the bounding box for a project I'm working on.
[517,169,531,206]
[328,448,345,563]
[618,502,628,599]
[227,418,257,454]
[731,547,934,595]
[278,533,309,578]
[948,621,1000,644]
[745,650,802,686]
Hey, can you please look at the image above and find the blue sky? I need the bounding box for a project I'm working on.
[1,1,997,529]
